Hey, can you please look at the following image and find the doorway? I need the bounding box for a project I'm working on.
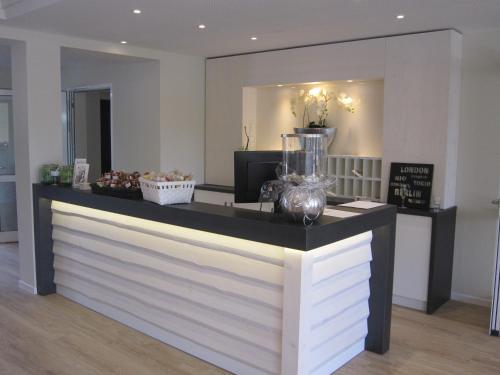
[64,87,112,182]
[0,90,16,243]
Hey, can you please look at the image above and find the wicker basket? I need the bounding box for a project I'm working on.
[139,177,196,205]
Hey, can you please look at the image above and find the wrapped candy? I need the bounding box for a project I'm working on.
[142,170,192,182]
[96,170,141,190]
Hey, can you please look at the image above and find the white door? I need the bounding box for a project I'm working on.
[491,190,500,335]
[0,92,17,243]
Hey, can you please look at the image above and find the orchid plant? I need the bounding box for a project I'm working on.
[290,87,355,128]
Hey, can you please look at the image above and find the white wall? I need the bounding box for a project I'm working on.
[254,86,295,150]
[382,31,462,209]
[0,24,204,292]
[452,28,500,305]
[206,37,386,187]
[62,60,162,173]
[330,81,384,157]
[159,53,205,180]
[206,30,462,211]
[246,80,384,156]
[11,38,63,291]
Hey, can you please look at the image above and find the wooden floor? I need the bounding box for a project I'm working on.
[1,243,499,375]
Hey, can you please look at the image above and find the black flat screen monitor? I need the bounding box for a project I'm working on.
[234,151,282,203]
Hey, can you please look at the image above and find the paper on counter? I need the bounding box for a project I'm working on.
[323,208,361,218]
[339,201,386,209]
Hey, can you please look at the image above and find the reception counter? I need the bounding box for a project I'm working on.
[33,184,396,375]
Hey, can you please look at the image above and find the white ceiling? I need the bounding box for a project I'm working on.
[1,0,500,57]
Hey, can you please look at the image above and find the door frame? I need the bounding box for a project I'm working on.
[0,90,17,243]
[64,84,113,168]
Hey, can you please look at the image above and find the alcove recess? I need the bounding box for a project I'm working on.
[242,79,384,200]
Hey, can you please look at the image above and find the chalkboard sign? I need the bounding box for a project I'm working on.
[387,163,434,209]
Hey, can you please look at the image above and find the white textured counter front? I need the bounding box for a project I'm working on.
[51,201,372,375]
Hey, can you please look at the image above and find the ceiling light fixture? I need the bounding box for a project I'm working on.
[347,80,353,83]
[198,24,206,29]
[133,9,142,14]
[396,14,405,19]
[120,40,128,44]
[277,84,283,87]
[250,36,258,41]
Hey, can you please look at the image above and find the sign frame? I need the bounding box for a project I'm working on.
[387,162,434,210]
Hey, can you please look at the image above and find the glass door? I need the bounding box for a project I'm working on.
[0,91,17,243]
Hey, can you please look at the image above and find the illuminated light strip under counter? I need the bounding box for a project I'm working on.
[32,185,396,375]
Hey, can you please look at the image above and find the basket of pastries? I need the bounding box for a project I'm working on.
[91,170,143,200]
[139,170,195,205]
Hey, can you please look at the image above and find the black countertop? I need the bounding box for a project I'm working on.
[34,184,396,251]
[194,183,354,206]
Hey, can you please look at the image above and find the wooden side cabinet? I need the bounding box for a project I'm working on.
[393,207,457,314]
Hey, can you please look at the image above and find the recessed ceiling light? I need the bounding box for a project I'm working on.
[133,9,142,14]
[250,36,258,41]
[396,14,405,19]
[120,40,127,44]
[347,80,353,83]
[198,24,206,29]
[277,84,283,87]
